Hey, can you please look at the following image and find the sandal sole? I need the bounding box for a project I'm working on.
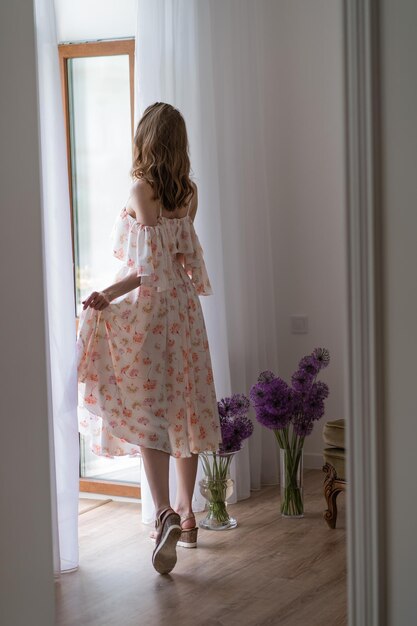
[152,520,182,574]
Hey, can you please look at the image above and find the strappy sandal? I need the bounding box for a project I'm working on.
[177,514,198,549]
[151,507,182,575]
[150,512,199,548]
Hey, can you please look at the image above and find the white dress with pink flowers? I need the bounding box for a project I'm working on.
[76,204,221,458]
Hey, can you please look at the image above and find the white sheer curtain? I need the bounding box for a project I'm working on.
[34,0,79,575]
[136,0,280,524]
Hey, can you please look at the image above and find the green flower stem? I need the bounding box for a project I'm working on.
[205,479,230,523]
[199,452,234,524]
[274,427,304,516]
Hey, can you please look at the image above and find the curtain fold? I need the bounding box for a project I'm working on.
[136,0,280,524]
[34,0,79,575]
[136,0,233,523]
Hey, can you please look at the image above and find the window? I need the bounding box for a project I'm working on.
[59,39,140,499]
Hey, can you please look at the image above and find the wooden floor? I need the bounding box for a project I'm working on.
[56,470,347,626]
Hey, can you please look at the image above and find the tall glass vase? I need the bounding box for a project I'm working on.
[198,451,237,530]
[280,447,304,517]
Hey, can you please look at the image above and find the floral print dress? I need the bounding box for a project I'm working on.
[77,204,221,458]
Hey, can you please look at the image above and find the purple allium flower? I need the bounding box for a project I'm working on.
[257,370,276,383]
[291,369,315,394]
[311,380,329,401]
[217,393,250,418]
[231,393,251,416]
[302,391,325,421]
[298,354,321,377]
[250,377,295,430]
[313,347,330,369]
[250,348,330,440]
[217,393,253,453]
[264,377,294,415]
[255,405,292,430]
[217,397,234,418]
[249,382,270,407]
[239,415,254,439]
[219,414,254,453]
[292,413,314,437]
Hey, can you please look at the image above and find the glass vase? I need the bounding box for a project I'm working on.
[198,451,237,530]
[280,447,304,518]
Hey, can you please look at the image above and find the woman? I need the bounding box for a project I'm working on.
[77,102,221,575]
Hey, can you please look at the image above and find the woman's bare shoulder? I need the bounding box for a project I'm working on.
[129,178,159,226]
[130,177,155,202]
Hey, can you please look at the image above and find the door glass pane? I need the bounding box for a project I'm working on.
[68,54,140,486]
[80,435,141,484]
[68,54,132,316]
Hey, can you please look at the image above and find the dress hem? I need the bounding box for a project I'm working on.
[81,432,221,460]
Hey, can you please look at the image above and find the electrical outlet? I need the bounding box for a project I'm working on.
[291,315,308,334]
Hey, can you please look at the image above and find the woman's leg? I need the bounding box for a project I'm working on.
[174,453,199,528]
[140,447,170,518]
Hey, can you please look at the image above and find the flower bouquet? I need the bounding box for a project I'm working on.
[250,348,330,517]
[199,394,253,530]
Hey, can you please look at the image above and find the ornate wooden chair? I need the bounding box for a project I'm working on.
[322,419,346,529]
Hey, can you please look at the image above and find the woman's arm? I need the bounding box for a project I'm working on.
[82,271,142,310]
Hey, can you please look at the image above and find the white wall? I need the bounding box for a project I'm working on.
[55,0,137,42]
[381,1,417,623]
[0,1,55,625]
[264,0,347,466]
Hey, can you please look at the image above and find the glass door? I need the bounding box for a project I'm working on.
[59,40,140,496]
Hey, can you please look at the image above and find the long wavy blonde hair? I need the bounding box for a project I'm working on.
[131,102,195,212]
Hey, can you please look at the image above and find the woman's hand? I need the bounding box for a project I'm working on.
[82,290,111,311]
[81,272,141,311]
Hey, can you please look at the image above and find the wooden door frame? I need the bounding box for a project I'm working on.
[58,39,135,257]
[58,39,139,499]
[79,478,140,499]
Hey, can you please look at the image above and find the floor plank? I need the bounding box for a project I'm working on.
[56,470,347,626]
[78,498,113,515]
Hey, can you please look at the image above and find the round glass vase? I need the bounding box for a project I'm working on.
[280,447,304,518]
[198,451,237,530]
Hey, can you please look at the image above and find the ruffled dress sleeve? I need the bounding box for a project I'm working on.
[110,208,213,295]
[182,230,213,295]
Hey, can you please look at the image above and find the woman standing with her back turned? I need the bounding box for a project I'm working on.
[77,102,222,575]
